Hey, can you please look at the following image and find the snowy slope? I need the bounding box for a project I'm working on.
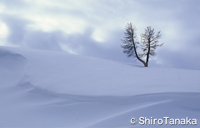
[0,46,199,128]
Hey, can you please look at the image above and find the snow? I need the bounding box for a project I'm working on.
[0,46,199,128]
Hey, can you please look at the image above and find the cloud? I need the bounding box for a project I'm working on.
[1,15,63,51]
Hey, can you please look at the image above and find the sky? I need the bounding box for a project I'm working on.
[0,0,199,70]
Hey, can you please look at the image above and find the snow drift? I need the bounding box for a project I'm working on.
[0,46,199,128]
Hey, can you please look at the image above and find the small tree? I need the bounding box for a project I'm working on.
[121,23,163,67]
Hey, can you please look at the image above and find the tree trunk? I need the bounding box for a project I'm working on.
[130,29,147,67]
[138,57,146,67]
[145,38,151,67]
[132,41,146,67]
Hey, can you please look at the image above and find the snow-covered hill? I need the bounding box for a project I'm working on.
[0,46,199,128]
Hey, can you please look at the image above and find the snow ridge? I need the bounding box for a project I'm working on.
[0,46,199,128]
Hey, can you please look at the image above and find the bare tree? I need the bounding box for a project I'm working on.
[121,23,163,67]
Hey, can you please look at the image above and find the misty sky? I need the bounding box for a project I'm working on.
[0,0,199,70]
